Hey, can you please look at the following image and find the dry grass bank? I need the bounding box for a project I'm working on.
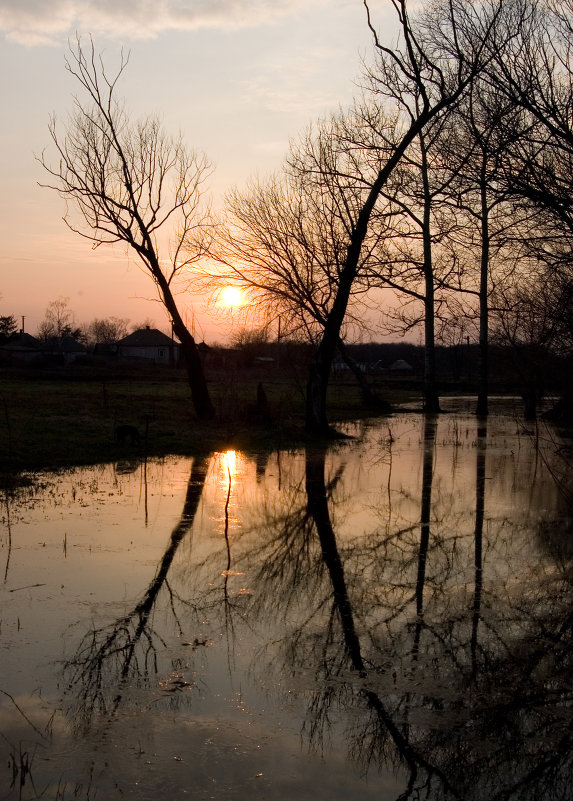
[0,368,406,473]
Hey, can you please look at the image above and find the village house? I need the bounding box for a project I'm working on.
[0,332,41,364]
[117,327,180,365]
[0,332,87,365]
[44,335,88,364]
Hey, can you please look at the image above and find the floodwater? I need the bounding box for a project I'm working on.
[1,406,572,800]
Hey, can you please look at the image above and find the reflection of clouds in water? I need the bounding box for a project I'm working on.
[0,692,67,740]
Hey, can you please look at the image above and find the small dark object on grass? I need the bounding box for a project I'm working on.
[245,382,272,425]
[115,424,141,445]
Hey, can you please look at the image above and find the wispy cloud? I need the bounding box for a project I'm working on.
[0,0,318,46]
[241,46,347,114]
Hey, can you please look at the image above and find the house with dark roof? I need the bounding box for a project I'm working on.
[0,332,41,364]
[44,335,88,364]
[117,327,180,365]
[0,332,89,365]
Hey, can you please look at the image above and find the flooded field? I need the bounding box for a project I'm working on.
[1,408,572,800]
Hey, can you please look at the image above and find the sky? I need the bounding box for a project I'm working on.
[0,0,397,343]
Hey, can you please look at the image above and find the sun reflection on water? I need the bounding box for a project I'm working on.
[223,449,236,477]
[216,450,241,537]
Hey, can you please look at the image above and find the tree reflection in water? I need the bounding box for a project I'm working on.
[471,421,486,677]
[59,417,573,800]
[239,421,573,800]
[305,436,456,799]
[64,455,211,725]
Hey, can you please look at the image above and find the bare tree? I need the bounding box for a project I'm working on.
[37,296,82,341]
[301,0,504,434]
[211,108,397,412]
[214,0,505,435]
[83,316,130,347]
[0,315,18,341]
[479,0,573,417]
[215,145,381,348]
[364,109,463,413]
[436,83,537,416]
[39,38,215,419]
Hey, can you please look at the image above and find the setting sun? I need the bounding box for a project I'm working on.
[220,286,246,309]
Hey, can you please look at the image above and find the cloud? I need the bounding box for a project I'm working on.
[0,0,318,46]
[241,45,348,114]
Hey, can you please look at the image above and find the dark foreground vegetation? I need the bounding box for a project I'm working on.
[0,366,407,475]
[1,336,569,474]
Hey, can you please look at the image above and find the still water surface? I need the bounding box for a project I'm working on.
[1,410,572,800]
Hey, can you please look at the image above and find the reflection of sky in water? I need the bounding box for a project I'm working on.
[0,414,571,800]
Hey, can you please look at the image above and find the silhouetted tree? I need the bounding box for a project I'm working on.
[365,111,460,413]
[84,316,130,347]
[0,315,17,341]
[40,38,215,419]
[37,296,83,342]
[302,0,502,434]
[440,82,535,417]
[214,0,506,435]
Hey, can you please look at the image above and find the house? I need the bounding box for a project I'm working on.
[43,335,88,364]
[0,332,41,364]
[0,333,89,365]
[117,327,180,365]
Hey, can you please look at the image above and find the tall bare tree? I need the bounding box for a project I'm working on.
[40,38,215,420]
[364,109,463,413]
[211,108,397,411]
[297,0,505,434]
[480,0,573,417]
[214,0,505,435]
[216,115,393,336]
[435,83,536,416]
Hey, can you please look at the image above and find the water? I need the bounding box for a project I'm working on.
[1,411,572,800]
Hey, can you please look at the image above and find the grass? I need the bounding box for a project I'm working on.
[0,367,414,474]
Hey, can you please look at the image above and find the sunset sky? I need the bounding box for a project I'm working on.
[0,0,396,342]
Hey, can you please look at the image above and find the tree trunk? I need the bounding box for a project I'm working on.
[305,118,432,436]
[306,321,341,437]
[305,223,368,435]
[305,447,365,672]
[423,294,440,413]
[151,263,215,421]
[177,327,215,421]
[421,137,441,414]
[476,167,490,417]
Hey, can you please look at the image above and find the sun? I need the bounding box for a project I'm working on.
[220,286,246,309]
